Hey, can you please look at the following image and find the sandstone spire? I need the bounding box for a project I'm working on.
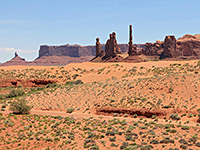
[96,38,101,57]
[128,25,137,56]
[162,35,177,58]
[15,52,18,57]
[105,32,121,57]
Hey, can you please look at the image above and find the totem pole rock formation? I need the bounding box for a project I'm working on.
[128,25,137,56]
[15,52,18,57]
[162,36,177,58]
[95,38,104,57]
[105,32,121,57]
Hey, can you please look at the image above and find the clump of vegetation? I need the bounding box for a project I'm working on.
[66,107,74,113]
[65,80,84,86]
[197,108,200,122]
[6,89,25,98]
[9,99,32,114]
[169,113,180,120]
[46,83,58,88]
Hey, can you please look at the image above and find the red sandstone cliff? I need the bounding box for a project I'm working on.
[1,34,200,66]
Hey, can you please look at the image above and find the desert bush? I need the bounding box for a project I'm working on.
[133,114,137,118]
[46,83,58,88]
[160,138,174,144]
[1,104,7,108]
[6,89,25,98]
[113,113,118,117]
[169,113,180,120]
[0,94,5,100]
[181,126,189,130]
[180,145,187,149]
[109,137,116,142]
[66,108,74,113]
[65,80,83,86]
[120,142,129,149]
[162,105,171,109]
[195,142,200,147]
[150,140,159,144]
[111,142,118,147]
[125,134,132,141]
[9,99,32,114]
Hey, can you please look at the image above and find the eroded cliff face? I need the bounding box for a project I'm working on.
[39,45,96,57]
[39,44,145,58]
[144,34,200,59]
[176,34,200,57]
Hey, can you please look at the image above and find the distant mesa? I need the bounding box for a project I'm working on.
[1,26,200,66]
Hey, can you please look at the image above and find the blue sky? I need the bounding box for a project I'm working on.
[0,0,200,62]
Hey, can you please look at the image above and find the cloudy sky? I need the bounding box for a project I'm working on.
[0,0,200,62]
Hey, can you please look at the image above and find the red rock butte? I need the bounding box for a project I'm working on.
[91,25,200,63]
[1,25,200,66]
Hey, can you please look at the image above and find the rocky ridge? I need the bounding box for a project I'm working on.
[92,25,200,62]
[1,31,200,66]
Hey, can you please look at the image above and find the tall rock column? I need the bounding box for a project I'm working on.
[105,32,121,57]
[128,25,137,56]
[96,38,102,57]
[15,52,18,57]
[163,36,177,58]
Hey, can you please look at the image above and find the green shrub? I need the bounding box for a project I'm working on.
[9,99,32,114]
[6,89,25,98]
[169,113,180,120]
[181,126,189,130]
[160,138,174,144]
[0,94,5,100]
[150,140,159,144]
[180,145,187,149]
[1,108,5,111]
[113,113,118,117]
[65,80,83,86]
[111,142,118,147]
[46,83,58,88]
[1,104,7,108]
[66,108,74,113]
[162,105,171,109]
[65,140,71,144]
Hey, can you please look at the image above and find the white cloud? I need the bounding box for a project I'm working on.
[0,47,37,53]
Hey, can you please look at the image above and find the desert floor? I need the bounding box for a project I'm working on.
[1,60,200,149]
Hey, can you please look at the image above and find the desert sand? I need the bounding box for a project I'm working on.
[1,60,200,149]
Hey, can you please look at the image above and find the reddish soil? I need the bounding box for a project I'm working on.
[96,107,166,118]
[0,79,57,88]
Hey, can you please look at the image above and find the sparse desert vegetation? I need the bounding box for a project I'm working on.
[1,60,200,149]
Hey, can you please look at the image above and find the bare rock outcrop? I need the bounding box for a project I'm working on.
[91,25,145,63]
[39,44,96,58]
[128,25,137,56]
[176,34,200,57]
[143,41,164,56]
[1,52,30,66]
[33,56,94,66]
[161,36,177,58]
[95,38,105,57]
[159,34,200,59]
[125,25,144,63]
[105,32,121,57]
